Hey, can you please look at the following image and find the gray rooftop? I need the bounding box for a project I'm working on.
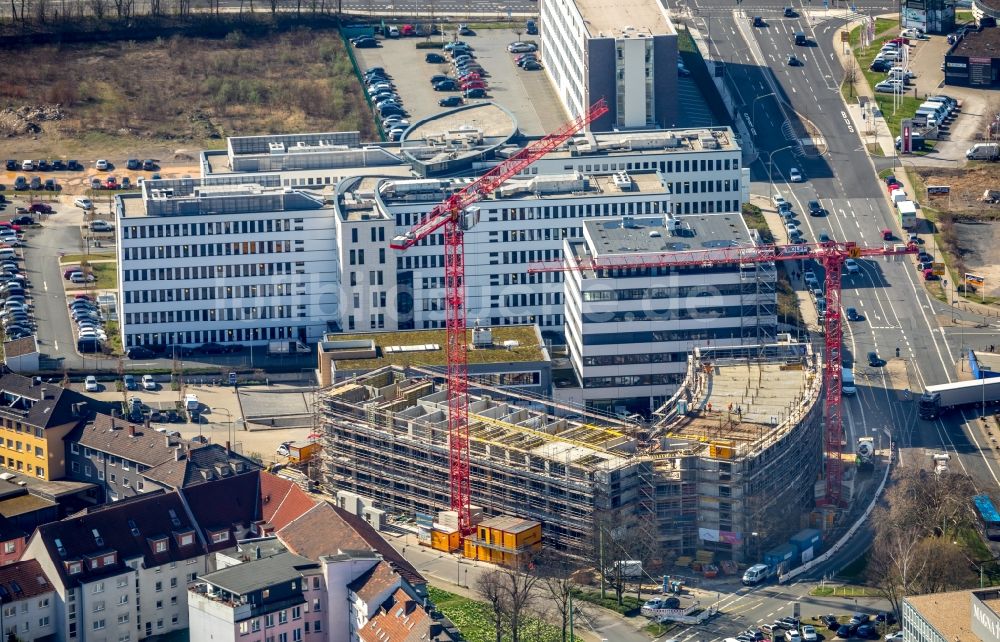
[118,175,331,219]
[582,213,752,257]
[575,0,675,38]
[201,551,317,595]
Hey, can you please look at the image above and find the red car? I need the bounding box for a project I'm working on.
[0,223,21,232]
[400,24,415,36]
[462,81,486,90]
[28,203,52,214]
[104,176,118,189]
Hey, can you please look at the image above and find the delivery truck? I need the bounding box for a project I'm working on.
[918,377,1000,419]
[897,200,917,230]
[742,563,777,585]
[267,341,310,356]
[967,143,1000,161]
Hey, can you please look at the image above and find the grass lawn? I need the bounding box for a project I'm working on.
[59,253,116,265]
[848,19,925,138]
[427,586,566,642]
[569,588,642,615]
[87,262,118,291]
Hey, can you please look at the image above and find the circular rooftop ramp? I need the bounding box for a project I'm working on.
[401,102,518,176]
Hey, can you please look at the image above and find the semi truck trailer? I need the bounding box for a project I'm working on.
[918,377,1000,419]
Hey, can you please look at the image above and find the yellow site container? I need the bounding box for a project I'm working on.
[431,528,460,552]
[709,440,735,459]
[287,440,320,464]
[462,515,542,566]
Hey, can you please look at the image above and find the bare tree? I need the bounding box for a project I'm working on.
[86,0,105,19]
[537,552,589,642]
[475,570,508,642]
[268,0,277,14]
[844,58,859,99]
[588,512,645,606]
[915,537,971,594]
[985,99,1000,142]
[501,561,539,642]
[866,516,927,621]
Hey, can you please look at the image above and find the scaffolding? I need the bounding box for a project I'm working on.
[319,343,825,563]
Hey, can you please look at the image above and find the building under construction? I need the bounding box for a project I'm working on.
[319,341,824,562]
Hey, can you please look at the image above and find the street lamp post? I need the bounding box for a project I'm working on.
[767,144,798,197]
[214,407,234,446]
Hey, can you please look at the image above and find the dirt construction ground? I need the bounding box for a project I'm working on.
[0,28,373,165]
[915,165,1000,297]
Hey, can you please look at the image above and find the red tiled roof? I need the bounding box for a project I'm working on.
[277,502,369,559]
[349,560,399,605]
[360,587,434,642]
[260,473,297,524]
[0,559,53,603]
[330,504,425,588]
[269,484,317,531]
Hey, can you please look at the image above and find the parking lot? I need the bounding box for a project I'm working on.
[353,29,567,136]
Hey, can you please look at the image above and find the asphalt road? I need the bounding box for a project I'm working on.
[668,0,1000,597]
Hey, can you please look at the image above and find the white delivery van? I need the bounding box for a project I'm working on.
[842,367,857,395]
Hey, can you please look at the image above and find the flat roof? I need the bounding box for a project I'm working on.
[905,589,977,641]
[119,180,332,219]
[323,326,546,369]
[406,103,516,144]
[550,128,739,158]
[582,213,751,258]
[951,27,1000,58]
[665,362,812,443]
[576,0,674,38]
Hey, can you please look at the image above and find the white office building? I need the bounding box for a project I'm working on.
[540,0,679,130]
[115,175,340,349]
[560,215,777,414]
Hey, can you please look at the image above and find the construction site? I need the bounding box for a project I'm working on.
[318,340,826,565]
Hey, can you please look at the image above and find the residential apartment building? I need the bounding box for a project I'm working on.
[0,559,56,641]
[115,175,339,349]
[24,491,209,642]
[540,0,678,130]
[560,215,777,413]
[189,544,442,642]
[0,373,93,481]
[65,415,260,502]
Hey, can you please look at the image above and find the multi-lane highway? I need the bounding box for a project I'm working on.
[670,0,1000,579]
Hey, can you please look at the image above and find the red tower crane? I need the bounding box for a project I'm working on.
[529,239,917,505]
[389,99,610,535]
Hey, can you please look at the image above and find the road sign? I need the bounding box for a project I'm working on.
[932,262,945,276]
[966,273,986,287]
[841,31,850,42]
[229,371,237,386]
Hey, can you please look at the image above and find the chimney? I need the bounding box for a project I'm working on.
[144,418,151,432]
[226,441,231,452]
[174,446,184,461]
[128,423,136,437]
[165,435,172,447]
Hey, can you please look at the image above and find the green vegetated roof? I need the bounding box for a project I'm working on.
[329,326,545,369]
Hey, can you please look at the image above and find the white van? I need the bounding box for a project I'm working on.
[184,394,199,412]
[20,160,33,171]
[842,367,857,395]
[742,564,772,586]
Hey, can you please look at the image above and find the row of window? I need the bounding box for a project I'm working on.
[3,458,44,479]
[2,598,49,617]
[348,248,387,265]
[124,306,297,326]
[579,305,746,324]
[582,373,686,388]
[123,218,296,239]
[580,327,758,345]
[3,617,50,637]
[581,284,745,301]
[0,440,43,457]
[395,198,670,228]
[123,240,297,261]
[125,325,298,348]
[582,352,687,366]
[70,460,144,490]
[0,421,44,437]
[122,262,300,283]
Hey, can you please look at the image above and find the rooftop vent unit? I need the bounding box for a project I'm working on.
[472,326,493,348]
[268,142,286,154]
[613,171,633,191]
[699,134,719,150]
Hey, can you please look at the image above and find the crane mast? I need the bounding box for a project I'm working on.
[529,240,917,505]
[390,99,610,535]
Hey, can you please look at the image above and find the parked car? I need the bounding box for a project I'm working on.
[29,177,41,190]
[142,374,157,390]
[425,52,445,63]
[84,376,99,392]
[439,96,463,107]
[126,159,140,170]
[507,41,536,53]
[67,160,83,171]
[142,159,156,171]
[523,60,543,71]
[95,159,109,170]
[123,374,137,391]
[127,346,155,360]
[465,87,487,99]
[434,79,458,91]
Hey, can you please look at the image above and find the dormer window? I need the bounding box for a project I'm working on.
[103,553,117,566]
[151,538,168,554]
[210,530,229,544]
[174,531,194,547]
[66,562,82,575]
